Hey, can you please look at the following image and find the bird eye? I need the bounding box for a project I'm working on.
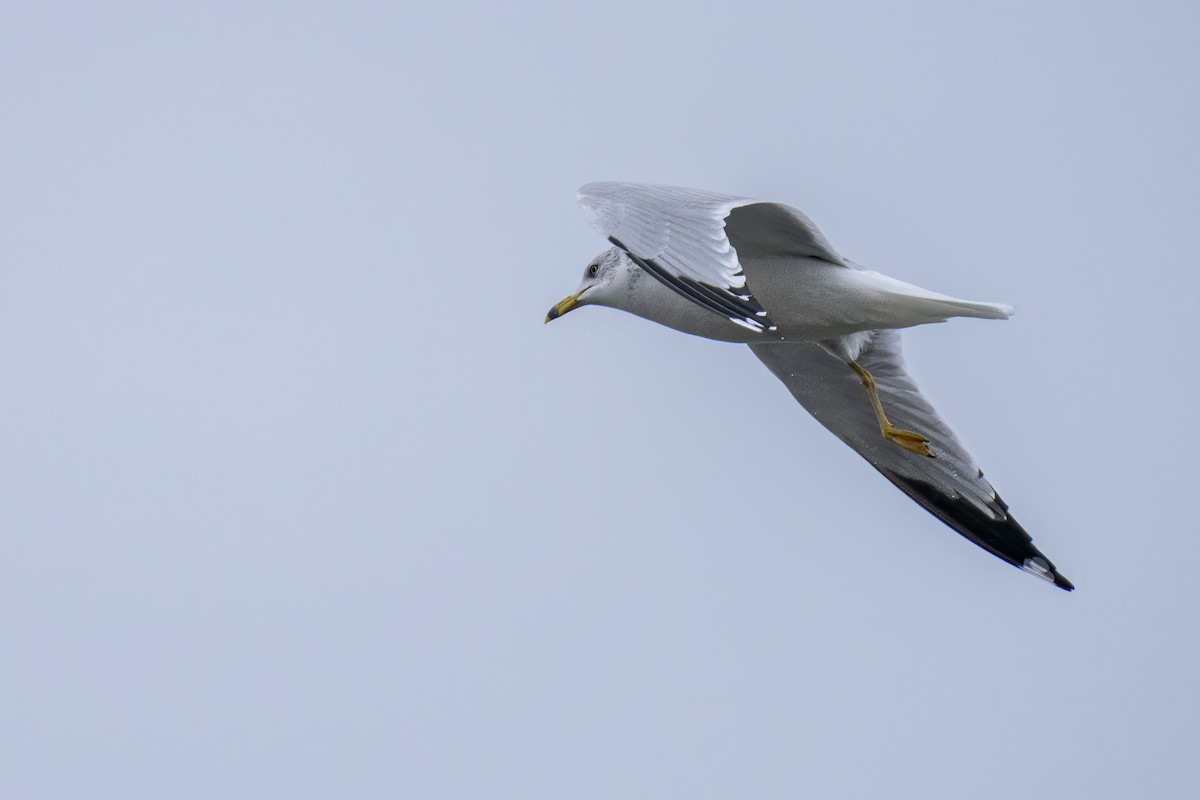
[588,263,599,277]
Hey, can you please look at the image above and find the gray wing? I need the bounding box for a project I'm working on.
[577,181,845,332]
[749,331,1073,590]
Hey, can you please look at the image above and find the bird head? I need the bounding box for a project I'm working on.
[545,247,632,323]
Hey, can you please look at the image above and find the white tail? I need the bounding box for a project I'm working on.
[926,296,1014,320]
[858,269,1014,325]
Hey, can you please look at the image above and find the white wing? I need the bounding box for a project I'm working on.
[749,331,1073,590]
[577,181,845,332]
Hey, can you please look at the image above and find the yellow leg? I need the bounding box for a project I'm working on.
[849,361,933,457]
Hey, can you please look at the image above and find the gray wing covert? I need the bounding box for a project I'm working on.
[577,181,845,333]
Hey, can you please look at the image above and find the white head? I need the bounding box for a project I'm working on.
[545,247,639,323]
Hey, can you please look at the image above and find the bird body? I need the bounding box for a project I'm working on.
[547,182,1073,591]
[586,247,1012,352]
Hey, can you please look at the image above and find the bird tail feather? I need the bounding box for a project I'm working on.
[860,270,1014,323]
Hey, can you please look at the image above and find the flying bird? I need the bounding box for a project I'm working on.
[546,182,1073,591]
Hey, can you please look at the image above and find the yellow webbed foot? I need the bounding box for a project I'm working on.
[884,426,933,457]
[849,360,934,457]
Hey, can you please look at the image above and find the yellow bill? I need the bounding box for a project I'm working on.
[545,288,587,323]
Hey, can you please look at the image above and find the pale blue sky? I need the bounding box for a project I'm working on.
[2,2,1198,797]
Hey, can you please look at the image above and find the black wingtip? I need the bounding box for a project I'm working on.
[1021,556,1076,592]
[878,468,1074,592]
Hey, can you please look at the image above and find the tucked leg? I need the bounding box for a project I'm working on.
[848,361,933,457]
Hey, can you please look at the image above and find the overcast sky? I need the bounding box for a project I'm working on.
[3,1,1198,798]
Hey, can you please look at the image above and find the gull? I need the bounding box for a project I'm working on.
[546,182,1073,591]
